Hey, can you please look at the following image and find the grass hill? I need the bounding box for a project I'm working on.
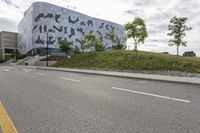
[51,50,200,73]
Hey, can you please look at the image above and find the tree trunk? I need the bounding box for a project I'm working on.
[65,52,68,58]
[134,38,138,57]
[177,45,179,56]
[135,44,138,57]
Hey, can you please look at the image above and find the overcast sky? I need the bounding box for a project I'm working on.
[0,0,199,56]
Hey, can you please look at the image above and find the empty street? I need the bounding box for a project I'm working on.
[0,66,200,133]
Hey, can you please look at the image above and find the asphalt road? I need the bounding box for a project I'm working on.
[0,66,200,133]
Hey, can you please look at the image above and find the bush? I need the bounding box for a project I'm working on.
[73,46,81,54]
[113,44,125,50]
[0,59,6,63]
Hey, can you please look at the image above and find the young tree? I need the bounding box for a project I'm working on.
[59,40,73,57]
[82,33,105,52]
[167,16,192,56]
[11,49,20,60]
[107,29,116,48]
[124,17,148,56]
[107,29,124,50]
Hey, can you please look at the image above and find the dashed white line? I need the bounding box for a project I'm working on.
[22,69,32,72]
[11,68,19,71]
[59,76,81,82]
[111,87,191,103]
[36,73,44,75]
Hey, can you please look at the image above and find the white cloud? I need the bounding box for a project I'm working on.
[0,17,18,31]
[123,0,199,56]
[0,0,199,56]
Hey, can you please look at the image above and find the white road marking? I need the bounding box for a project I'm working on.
[59,76,81,82]
[136,80,148,83]
[22,69,32,72]
[11,68,19,71]
[4,69,10,72]
[111,87,191,103]
[36,72,44,75]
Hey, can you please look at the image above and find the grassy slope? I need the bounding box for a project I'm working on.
[52,50,200,73]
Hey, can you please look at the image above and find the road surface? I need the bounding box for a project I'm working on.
[0,66,200,133]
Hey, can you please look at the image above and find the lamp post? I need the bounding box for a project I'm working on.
[46,32,49,67]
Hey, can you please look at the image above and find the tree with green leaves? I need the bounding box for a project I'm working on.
[124,17,148,56]
[107,29,116,48]
[59,39,73,57]
[114,44,125,50]
[167,16,192,56]
[82,33,105,52]
[107,29,124,50]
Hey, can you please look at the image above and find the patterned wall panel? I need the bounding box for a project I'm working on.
[18,2,126,55]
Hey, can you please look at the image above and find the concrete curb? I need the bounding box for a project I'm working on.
[33,66,200,86]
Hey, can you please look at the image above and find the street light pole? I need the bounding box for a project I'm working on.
[46,32,49,67]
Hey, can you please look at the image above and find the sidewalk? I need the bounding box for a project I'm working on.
[33,66,200,86]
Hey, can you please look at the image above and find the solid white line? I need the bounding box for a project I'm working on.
[111,87,191,103]
[36,72,44,75]
[59,76,81,82]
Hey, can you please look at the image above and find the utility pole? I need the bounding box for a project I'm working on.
[46,32,49,67]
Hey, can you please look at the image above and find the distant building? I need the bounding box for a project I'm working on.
[0,31,18,60]
[162,52,169,54]
[18,2,126,56]
[183,51,196,57]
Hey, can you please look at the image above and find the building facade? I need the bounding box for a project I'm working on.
[0,31,18,60]
[18,2,125,56]
[183,51,196,57]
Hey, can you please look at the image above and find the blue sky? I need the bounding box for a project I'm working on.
[0,0,199,56]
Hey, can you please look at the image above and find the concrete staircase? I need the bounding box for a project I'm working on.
[2,55,56,66]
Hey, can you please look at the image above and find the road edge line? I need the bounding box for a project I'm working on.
[0,102,18,133]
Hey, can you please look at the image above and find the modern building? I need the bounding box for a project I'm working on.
[0,31,18,60]
[18,2,126,56]
[183,51,196,57]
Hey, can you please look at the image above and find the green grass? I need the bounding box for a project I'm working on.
[52,50,200,73]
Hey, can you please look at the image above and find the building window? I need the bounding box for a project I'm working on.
[4,48,14,54]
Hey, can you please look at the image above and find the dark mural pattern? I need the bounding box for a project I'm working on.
[32,25,37,31]
[99,23,104,29]
[77,28,84,35]
[34,13,44,22]
[64,27,68,34]
[96,30,103,41]
[80,21,86,26]
[87,20,93,27]
[53,26,63,32]
[55,14,61,23]
[18,2,125,54]
[33,12,124,47]
[48,29,55,33]
[69,16,79,24]
[106,24,110,30]
[35,36,44,44]
[44,13,53,19]
[69,27,75,38]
